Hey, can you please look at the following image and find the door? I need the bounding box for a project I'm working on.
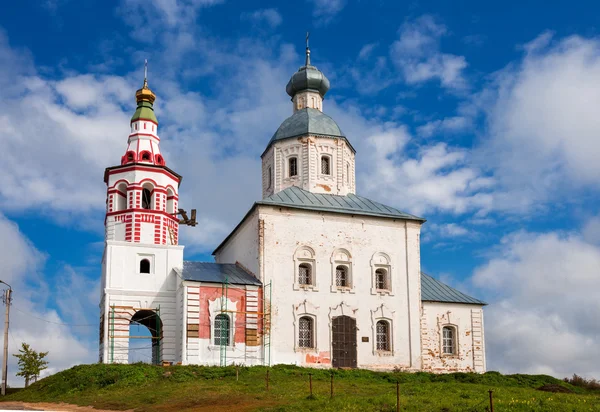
[331,315,357,368]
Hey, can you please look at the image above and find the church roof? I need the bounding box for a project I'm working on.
[421,272,487,305]
[179,261,261,286]
[258,186,425,222]
[264,108,351,156]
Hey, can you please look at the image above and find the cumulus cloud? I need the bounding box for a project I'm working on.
[475,32,600,212]
[308,0,345,25]
[417,116,471,138]
[241,8,282,28]
[390,15,468,90]
[472,228,600,378]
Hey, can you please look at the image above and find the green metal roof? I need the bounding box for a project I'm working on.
[421,272,487,305]
[179,262,261,286]
[131,101,158,124]
[286,65,330,98]
[268,108,345,144]
[258,186,425,221]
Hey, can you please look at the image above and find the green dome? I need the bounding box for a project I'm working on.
[270,108,344,144]
[131,101,158,124]
[286,65,330,98]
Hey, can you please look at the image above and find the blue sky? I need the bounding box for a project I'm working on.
[0,0,599,382]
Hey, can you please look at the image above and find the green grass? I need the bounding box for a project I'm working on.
[2,363,599,411]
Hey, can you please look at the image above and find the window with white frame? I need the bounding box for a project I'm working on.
[375,269,389,291]
[298,263,312,286]
[376,320,391,351]
[298,316,314,348]
[335,265,348,287]
[442,326,456,355]
[321,156,331,175]
[214,314,231,346]
[289,157,298,177]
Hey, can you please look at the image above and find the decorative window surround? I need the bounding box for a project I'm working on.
[293,246,318,291]
[330,248,354,293]
[370,252,393,296]
[441,324,459,357]
[370,303,395,356]
[293,300,319,352]
[208,296,237,348]
[137,254,154,274]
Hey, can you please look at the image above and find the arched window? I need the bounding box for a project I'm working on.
[142,188,152,209]
[140,151,151,162]
[335,265,348,287]
[267,166,272,189]
[140,259,150,274]
[298,316,313,348]
[375,269,388,291]
[442,326,456,355]
[298,263,312,286]
[376,320,391,351]
[289,157,298,177]
[115,183,127,211]
[214,314,230,346]
[155,155,164,165]
[321,156,331,175]
[166,188,175,214]
[126,151,135,163]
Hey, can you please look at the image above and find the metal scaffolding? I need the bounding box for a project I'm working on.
[108,305,162,365]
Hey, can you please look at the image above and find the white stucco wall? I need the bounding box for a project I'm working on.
[421,302,486,373]
[215,205,423,371]
[214,209,260,277]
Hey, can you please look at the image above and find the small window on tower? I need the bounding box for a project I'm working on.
[126,151,135,163]
[142,188,152,209]
[155,155,164,165]
[267,166,272,189]
[141,151,151,162]
[289,157,298,177]
[321,156,331,175]
[140,259,150,274]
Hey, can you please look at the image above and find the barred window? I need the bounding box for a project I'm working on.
[336,265,348,287]
[376,320,390,351]
[375,269,388,290]
[298,263,312,286]
[298,316,313,348]
[442,326,456,355]
[267,166,272,189]
[321,156,331,175]
[289,157,298,177]
[214,314,230,346]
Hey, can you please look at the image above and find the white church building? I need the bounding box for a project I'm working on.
[99,45,487,373]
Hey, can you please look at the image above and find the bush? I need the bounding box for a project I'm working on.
[564,374,600,391]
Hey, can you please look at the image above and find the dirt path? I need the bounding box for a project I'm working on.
[0,402,131,412]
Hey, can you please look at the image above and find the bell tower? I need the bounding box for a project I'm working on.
[99,66,185,365]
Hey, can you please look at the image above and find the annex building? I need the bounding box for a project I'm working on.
[99,45,487,373]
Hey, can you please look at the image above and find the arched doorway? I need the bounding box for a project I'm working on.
[129,310,163,365]
[331,315,357,368]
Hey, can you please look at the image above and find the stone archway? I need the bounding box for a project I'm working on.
[129,310,163,365]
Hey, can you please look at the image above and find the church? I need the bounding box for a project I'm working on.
[98,44,487,373]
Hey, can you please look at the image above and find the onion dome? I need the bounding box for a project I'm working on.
[131,76,158,124]
[286,42,330,98]
[270,108,344,144]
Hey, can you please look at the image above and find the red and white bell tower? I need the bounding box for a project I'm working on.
[99,72,185,365]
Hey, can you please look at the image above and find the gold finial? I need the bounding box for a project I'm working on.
[305,32,311,66]
[136,59,156,104]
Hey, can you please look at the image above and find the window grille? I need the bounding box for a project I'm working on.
[442,326,455,355]
[140,259,150,274]
[267,167,272,189]
[298,316,313,348]
[289,157,298,177]
[321,156,330,175]
[214,314,230,346]
[376,320,390,351]
[375,269,388,290]
[336,265,348,287]
[298,263,311,285]
[142,188,152,209]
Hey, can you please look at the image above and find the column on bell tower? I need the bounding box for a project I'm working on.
[104,74,182,246]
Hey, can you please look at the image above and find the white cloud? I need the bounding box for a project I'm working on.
[308,0,345,25]
[390,15,468,89]
[472,228,600,378]
[475,33,600,212]
[358,43,377,60]
[429,223,470,237]
[241,8,282,28]
[417,116,471,138]
[0,214,96,386]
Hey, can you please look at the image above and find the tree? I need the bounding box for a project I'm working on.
[13,343,49,387]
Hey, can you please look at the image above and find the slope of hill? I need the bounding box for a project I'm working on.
[1,363,598,411]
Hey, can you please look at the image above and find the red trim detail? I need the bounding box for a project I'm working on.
[139,150,153,163]
[106,166,181,183]
[131,118,158,126]
[106,209,179,222]
[128,132,160,141]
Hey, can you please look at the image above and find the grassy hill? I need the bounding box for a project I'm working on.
[2,363,599,411]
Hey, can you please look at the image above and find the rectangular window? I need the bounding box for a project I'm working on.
[442,327,455,355]
[321,156,331,175]
[298,316,313,348]
[336,266,348,287]
[289,157,298,177]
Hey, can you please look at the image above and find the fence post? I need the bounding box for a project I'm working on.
[488,390,494,412]
[236,365,239,382]
[266,368,270,391]
[396,381,400,412]
[330,371,334,398]
[309,373,313,397]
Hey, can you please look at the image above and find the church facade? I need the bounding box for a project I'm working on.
[99,47,487,373]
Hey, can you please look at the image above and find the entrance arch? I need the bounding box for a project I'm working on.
[129,310,163,365]
[331,315,357,368]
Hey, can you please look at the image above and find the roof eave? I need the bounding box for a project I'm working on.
[212,203,259,255]
[261,133,356,158]
[422,299,488,306]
